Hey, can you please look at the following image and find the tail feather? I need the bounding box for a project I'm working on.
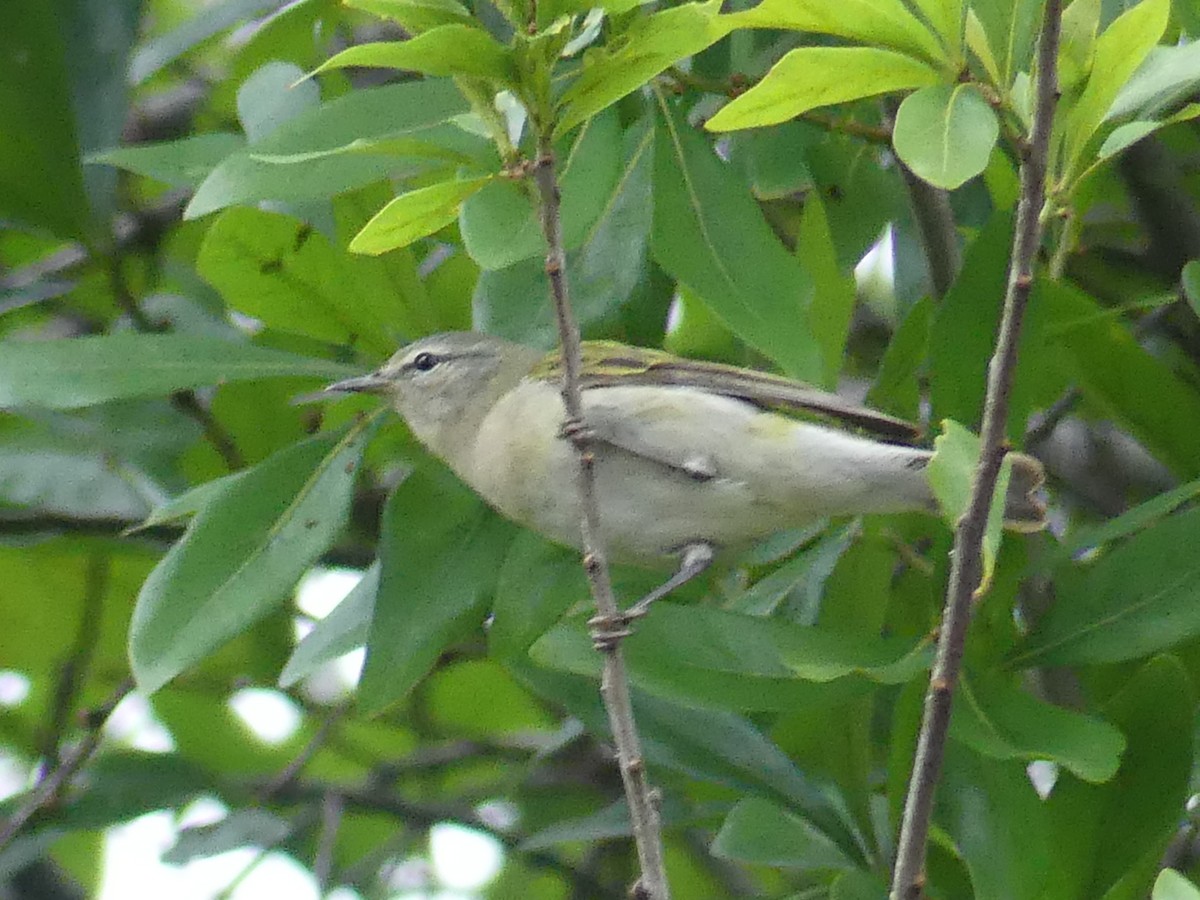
[1003,452,1047,532]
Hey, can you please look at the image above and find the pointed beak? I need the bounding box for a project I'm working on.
[324,373,390,395]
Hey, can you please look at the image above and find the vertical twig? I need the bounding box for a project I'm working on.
[532,137,670,900]
[889,3,1063,898]
[0,678,134,851]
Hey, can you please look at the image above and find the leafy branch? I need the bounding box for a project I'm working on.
[889,1,1065,896]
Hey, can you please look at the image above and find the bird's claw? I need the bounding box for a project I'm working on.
[587,608,646,651]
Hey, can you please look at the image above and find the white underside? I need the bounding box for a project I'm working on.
[456,381,932,565]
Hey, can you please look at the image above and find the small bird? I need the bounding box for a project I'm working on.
[326,332,1045,614]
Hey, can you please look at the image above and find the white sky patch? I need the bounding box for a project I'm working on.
[0,670,30,707]
[429,823,504,891]
[228,688,302,746]
[296,567,364,618]
[106,692,175,753]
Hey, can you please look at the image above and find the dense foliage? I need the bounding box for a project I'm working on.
[3,0,1200,897]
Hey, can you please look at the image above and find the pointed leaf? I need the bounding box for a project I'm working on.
[0,335,356,411]
[555,1,728,136]
[359,465,515,713]
[652,103,822,380]
[722,0,947,66]
[1012,508,1200,667]
[712,797,856,870]
[706,47,940,132]
[130,424,375,693]
[312,26,515,83]
[351,177,493,255]
[279,564,378,687]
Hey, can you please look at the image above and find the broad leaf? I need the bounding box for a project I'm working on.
[358,465,515,713]
[951,673,1125,782]
[893,85,999,189]
[712,797,856,870]
[652,102,822,380]
[1062,0,1169,181]
[555,1,728,136]
[351,176,494,255]
[130,424,374,693]
[312,25,515,83]
[197,207,406,355]
[0,335,356,410]
[1012,508,1200,667]
[186,80,471,218]
[706,47,940,132]
[722,0,947,66]
[88,134,245,189]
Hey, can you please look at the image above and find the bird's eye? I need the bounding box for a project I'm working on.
[411,352,439,372]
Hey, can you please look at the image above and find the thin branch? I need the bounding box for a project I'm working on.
[266,779,613,898]
[532,137,670,900]
[889,2,1063,897]
[40,554,108,765]
[105,241,245,472]
[314,790,344,889]
[0,678,134,852]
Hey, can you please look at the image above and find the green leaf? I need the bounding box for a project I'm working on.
[867,296,934,419]
[721,0,947,66]
[554,1,728,136]
[531,602,931,711]
[969,0,1043,86]
[711,797,855,870]
[1183,259,1200,319]
[1062,0,1169,181]
[350,176,494,255]
[1012,508,1200,667]
[0,335,356,411]
[474,118,655,346]
[186,80,471,218]
[137,474,242,530]
[1106,43,1200,123]
[358,465,515,713]
[893,85,999,189]
[461,111,622,270]
[512,663,865,861]
[1096,120,1160,161]
[1154,870,1200,900]
[706,47,940,132]
[279,563,378,688]
[345,0,474,33]
[652,102,822,381]
[312,26,516,83]
[951,673,1125,782]
[909,0,964,60]
[799,194,857,388]
[88,134,245,189]
[937,745,1051,900]
[1038,656,1193,900]
[927,419,1012,590]
[164,809,292,864]
[489,534,586,659]
[197,207,406,355]
[1050,476,1200,568]
[128,0,279,84]
[1042,278,1200,478]
[130,423,375,693]
[0,0,89,238]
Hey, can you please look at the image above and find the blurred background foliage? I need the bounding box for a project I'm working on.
[3,0,1200,897]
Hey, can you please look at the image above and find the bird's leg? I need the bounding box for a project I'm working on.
[588,543,715,650]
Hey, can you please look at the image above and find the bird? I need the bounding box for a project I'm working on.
[325,331,1046,620]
